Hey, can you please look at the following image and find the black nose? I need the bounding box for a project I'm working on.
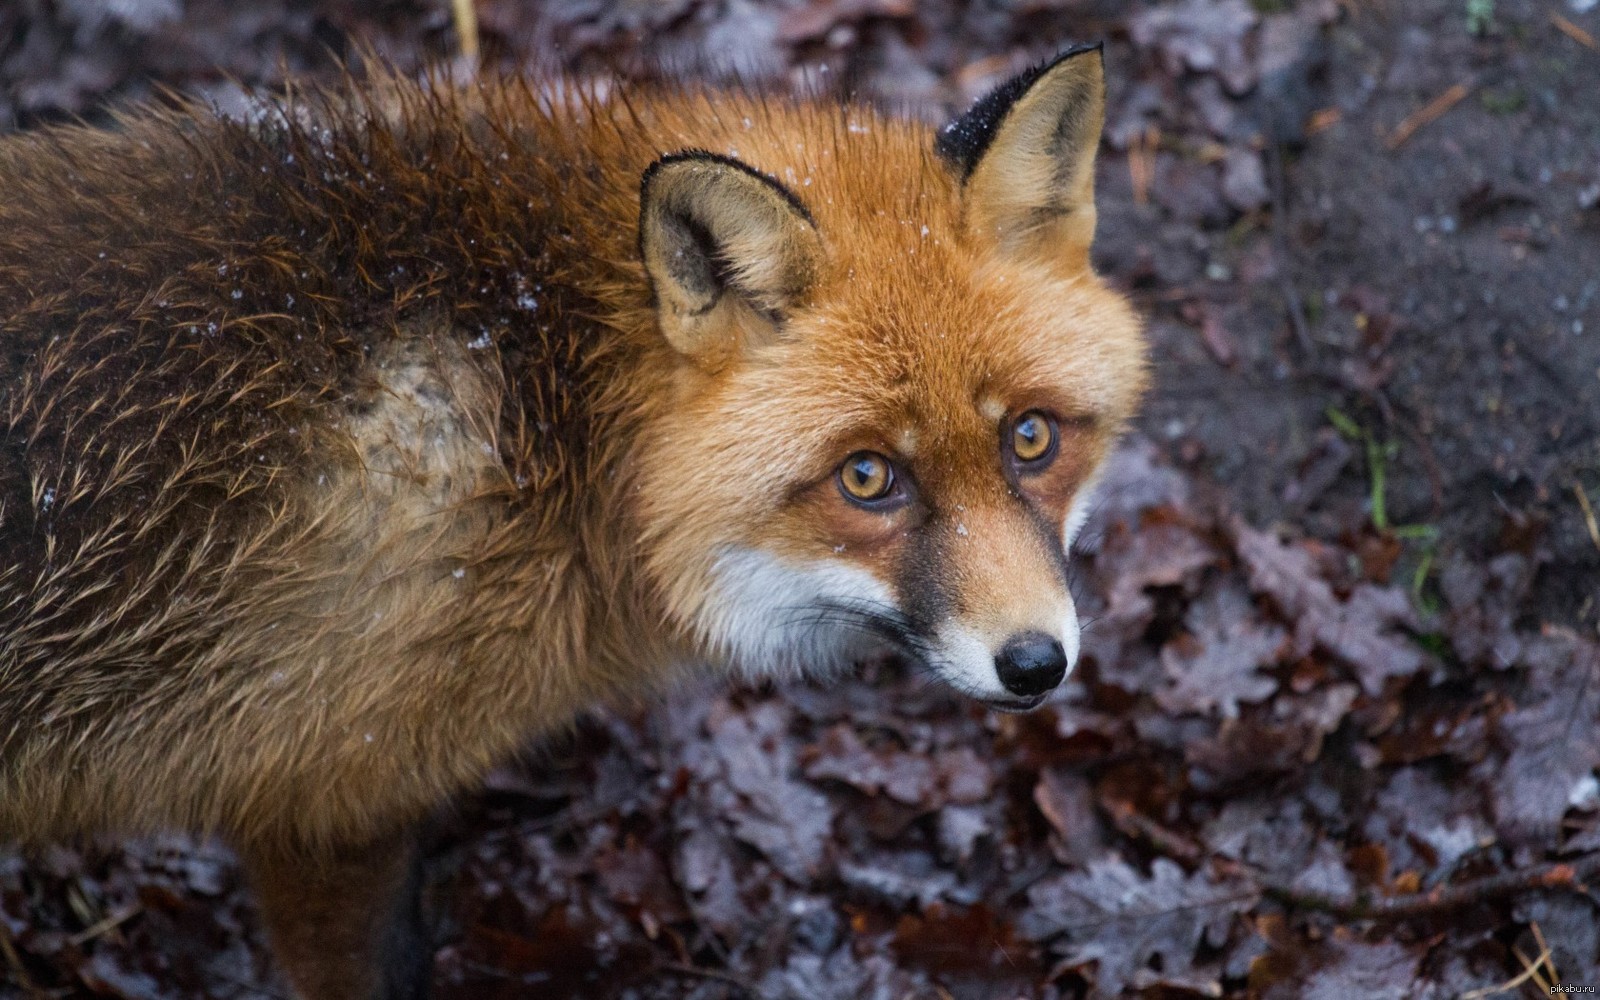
[994,633,1068,698]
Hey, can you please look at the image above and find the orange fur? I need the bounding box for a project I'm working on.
[0,52,1144,998]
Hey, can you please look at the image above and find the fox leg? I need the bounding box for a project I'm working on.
[241,828,431,1000]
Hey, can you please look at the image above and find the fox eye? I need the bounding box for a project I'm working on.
[1010,410,1057,466]
[838,451,895,503]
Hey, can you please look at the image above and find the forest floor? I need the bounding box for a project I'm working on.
[2,0,1599,997]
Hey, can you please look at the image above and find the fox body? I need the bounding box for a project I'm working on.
[0,48,1144,998]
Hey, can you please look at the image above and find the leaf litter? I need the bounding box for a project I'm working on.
[8,432,1594,998]
[4,0,1600,996]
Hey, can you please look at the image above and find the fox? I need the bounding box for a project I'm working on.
[0,44,1145,999]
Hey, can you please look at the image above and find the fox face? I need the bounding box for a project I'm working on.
[633,47,1146,710]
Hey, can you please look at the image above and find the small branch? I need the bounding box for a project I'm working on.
[659,962,759,998]
[1459,938,1554,999]
[207,969,290,1000]
[0,920,42,998]
[1128,126,1158,207]
[67,902,141,947]
[1573,481,1600,554]
[1552,13,1598,51]
[1267,141,1313,356]
[1386,82,1472,150]
[1263,852,1600,921]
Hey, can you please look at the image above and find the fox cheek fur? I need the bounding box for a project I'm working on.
[0,44,1143,1000]
[638,45,1145,710]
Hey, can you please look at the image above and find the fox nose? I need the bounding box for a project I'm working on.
[994,632,1068,698]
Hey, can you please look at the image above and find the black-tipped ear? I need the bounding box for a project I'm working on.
[937,44,1106,267]
[639,151,824,366]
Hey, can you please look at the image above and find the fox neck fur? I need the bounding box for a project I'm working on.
[0,78,711,847]
[0,56,1144,859]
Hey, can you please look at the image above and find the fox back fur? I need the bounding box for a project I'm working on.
[0,48,1144,998]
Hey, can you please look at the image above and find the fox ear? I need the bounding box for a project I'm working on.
[640,151,824,365]
[936,44,1106,269]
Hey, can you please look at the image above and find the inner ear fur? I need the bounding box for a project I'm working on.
[937,44,1106,268]
[639,151,823,365]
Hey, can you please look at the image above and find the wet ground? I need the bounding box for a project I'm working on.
[2,0,1599,996]
[1108,0,1600,627]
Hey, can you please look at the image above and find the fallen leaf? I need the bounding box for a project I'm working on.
[1480,636,1600,842]
[1020,856,1258,995]
[1129,0,1259,94]
[706,702,835,881]
[1233,521,1428,695]
[1156,581,1286,718]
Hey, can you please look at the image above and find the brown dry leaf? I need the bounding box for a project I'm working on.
[756,947,921,999]
[934,746,994,805]
[1128,0,1259,94]
[779,0,914,42]
[1033,767,1111,866]
[1156,582,1286,718]
[1480,636,1600,842]
[1074,438,1194,553]
[1221,147,1269,212]
[705,702,834,881]
[672,810,752,937]
[804,724,892,795]
[804,724,948,808]
[1089,513,1217,659]
[836,851,967,910]
[592,839,678,917]
[891,904,1036,993]
[77,950,166,1000]
[934,805,990,864]
[1233,521,1427,695]
[1439,551,1532,666]
[1361,766,1492,875]
[1299,933,1422,1000]
[1021,856,1258,995]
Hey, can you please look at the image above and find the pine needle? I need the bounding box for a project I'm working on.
[1386,82,1471,149]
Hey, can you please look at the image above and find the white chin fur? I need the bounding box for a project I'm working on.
[1059,601,1081,673]
[928,621,1012,700]
[703,547,893,682]
[701,547,1083,703]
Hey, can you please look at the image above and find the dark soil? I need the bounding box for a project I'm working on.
[1112,0,1600,627]
[2,1,1599,997]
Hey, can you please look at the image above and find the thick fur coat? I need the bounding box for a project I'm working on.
[0,49,1144,998]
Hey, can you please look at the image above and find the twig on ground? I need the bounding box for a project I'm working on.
[1552,13,1598,51]
[1267,141,1313,355]
[660,962,759,997]
[1386,82,1472,149]
[208,969,290,1000]
[1459,923,1555,999]
[0,921,42,998]
[1573,482,1600,554]
[1305,107,1342,136]
[1263,852,1600,921]
[67,902,140,947]
[1531,920,1561,987]
[1129,126,1158,207]
[1510,943,1556,994]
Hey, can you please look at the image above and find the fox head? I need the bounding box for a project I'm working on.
[632,46,1146,710]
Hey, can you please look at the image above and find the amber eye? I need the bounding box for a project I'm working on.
[838,451,895,503]
[1011,410,1056,465]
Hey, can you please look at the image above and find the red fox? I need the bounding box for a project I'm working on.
[0,45,1144,998]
